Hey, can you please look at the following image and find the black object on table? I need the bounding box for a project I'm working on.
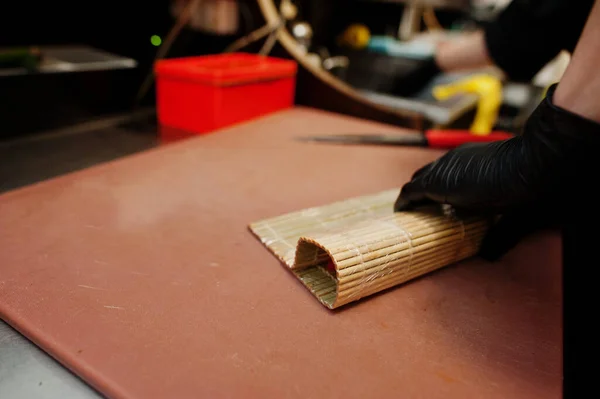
[0,46,138,140]
[332,48,439,98]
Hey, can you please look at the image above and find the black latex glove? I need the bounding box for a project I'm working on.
[394,84,600,260]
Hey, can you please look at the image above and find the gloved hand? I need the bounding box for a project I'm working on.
[394,84,600,260]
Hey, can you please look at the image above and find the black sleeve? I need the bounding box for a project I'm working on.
[483,0,594,82]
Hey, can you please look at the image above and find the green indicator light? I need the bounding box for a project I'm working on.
[150,35,162,46]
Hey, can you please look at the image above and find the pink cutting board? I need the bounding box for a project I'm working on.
[0,108,561,399]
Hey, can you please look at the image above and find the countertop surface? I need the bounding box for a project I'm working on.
[1,110,158,399]
[0,108,561,399]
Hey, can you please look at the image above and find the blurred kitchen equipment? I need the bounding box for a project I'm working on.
[337,24,371,50]
[432,74,502,135]
[357,0,470,40]
[223,0,296,54]
[135,0,201,106]
[155,53,297,137]
[1,46,137,139]
[170,0,240,35]
[0,47,43,71]
[290,21,313,51]
[336,24,436,60]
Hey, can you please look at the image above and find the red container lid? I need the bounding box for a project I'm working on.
[155,53,297,86]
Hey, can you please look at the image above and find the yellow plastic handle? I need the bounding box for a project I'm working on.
[433,74,503,135]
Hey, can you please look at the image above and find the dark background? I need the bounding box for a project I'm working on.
[0,0,464,138]
[0,0,463,78]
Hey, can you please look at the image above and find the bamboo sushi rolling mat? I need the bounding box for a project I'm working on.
[250,189,491,309]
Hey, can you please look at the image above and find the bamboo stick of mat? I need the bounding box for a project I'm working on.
[249,189,491,309]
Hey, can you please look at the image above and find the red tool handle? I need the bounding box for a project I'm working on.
[424,129,515,149]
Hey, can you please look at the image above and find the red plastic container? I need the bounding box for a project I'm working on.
[155,53,297,137]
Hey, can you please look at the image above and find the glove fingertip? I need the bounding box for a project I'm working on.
[394,197,413,212]
[394,183,426,212]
